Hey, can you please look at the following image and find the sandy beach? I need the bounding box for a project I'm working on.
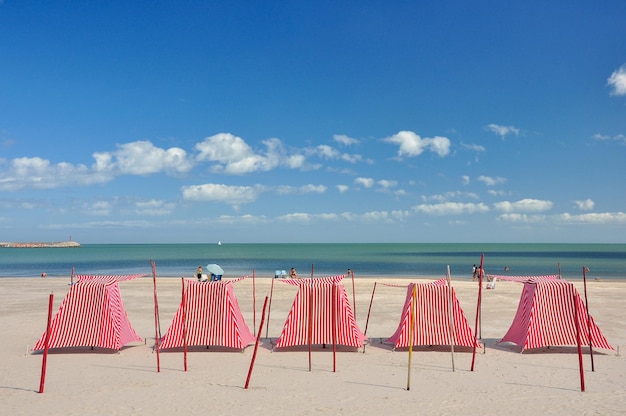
[1,275,624,415]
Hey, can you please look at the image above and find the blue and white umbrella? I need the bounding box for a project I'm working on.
[206,263,224,276]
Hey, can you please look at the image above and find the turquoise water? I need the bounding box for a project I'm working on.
[0,243,625,280]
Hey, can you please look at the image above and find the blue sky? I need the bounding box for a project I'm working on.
[1,1,625,244]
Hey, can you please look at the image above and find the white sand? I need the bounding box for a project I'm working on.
[0,276,624,415]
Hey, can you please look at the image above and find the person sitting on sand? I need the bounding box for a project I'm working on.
[290,267,298,279]
[196,266,203,282]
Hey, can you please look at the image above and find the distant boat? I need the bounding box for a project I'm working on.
[217,241,222,246]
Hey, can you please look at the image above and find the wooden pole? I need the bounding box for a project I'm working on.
[308,263,314,372]
[265,275,275,339]
[38,293,54,393]
[407,284,416,390]
[350,269,357,320]
[471,254,484,371]
[244,296,269,389]
[253,269,257,336]
[446,266,456,372]
[582,266,595,371]
[182,278,188,372]
[151,260,161,373]
[362,282,377,353]
[573,289,586,392]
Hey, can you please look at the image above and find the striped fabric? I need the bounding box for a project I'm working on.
[279,274,345,286]
[159,279,255,350]
[384,281,480,348]
[273,279,366,348]
[487,274,559,283]
[500,280,614,351]
[33,275,143,351]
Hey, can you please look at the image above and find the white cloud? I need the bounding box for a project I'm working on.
[593,133,626,145]
[497,213,546,223]
[607,64,626,96]
[560,212,626,224]
[487,124,520,139]
[275,184,327,194]
[421,191,479,203]
[336,184,349,193]
[413,202,490,215]
[377,179,397,189]
[196,133,300,174]
[355,177,375,188]
[478,175,507,186]
[383,131,451,158]
[494,198,553,213]
[277,212,340,223]
[462,176,470,185]
[86,201,112,216]
[574,199,594,211]
[181,183,262,207]
[135,199,175,216]
[333,134,359,146]
[111,141,193,175]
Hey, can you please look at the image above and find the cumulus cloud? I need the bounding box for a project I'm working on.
[275,184,327,194]
[195,133,294,174]
[494,199,553,213]
[560,212,626,224]
[383,131,451,158]
[486,124,520,139]
[336,184,349,193]
[107,141,193,175]
[413,202,490,215]
[181,183,262,207]
[574,199,594,211]
[478,175,507,186]
[333,134,359,146]
[607,64,626,96]
[355,177,375,188]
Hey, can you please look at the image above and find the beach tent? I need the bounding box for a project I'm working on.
[384,279,480,349]
[33,274,144,351]
[273,276,366,349]
[494,277,613,352]
[159,277,255,350]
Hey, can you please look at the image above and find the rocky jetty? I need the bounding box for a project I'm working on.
[0,241,81,248]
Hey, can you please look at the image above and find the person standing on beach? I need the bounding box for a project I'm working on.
[472,264,477,281]
[290,267,298,279]
[196,265,203,281]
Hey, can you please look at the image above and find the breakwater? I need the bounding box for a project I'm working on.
[0,241,80,248]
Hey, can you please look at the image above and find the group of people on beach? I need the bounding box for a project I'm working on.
[195,265,221,282]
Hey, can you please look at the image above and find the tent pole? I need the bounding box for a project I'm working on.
[582,266,595,371]
[266,275,275,339]
[151,259,161,373]
[362,282,377,353]
[245,295,269,389]
[407,284,416,390]
[308,264,314,372]
[350,269,357,321]
[446,266,456,372]
[471,253,484,372]
[182,278,188,372]
[573,288,586,392]
[253,269,257,336]
[332,283,337,372]
[38,293,54,393]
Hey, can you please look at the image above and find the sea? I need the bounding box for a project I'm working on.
[1,243,625,281]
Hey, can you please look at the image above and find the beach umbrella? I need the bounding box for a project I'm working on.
[206,263,224,275]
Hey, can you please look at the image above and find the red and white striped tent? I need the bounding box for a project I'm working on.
[33,274,144,351]
[159,277,255,350]
[273,276,366,349]
[384,279,480,349]
[497,278,613,352]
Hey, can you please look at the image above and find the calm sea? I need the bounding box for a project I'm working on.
[1,243,625,281]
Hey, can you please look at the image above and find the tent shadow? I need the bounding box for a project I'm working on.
[29,344,142,355]
[364,338,476,353]
[157,345,249,353]
[484,339,612,355]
